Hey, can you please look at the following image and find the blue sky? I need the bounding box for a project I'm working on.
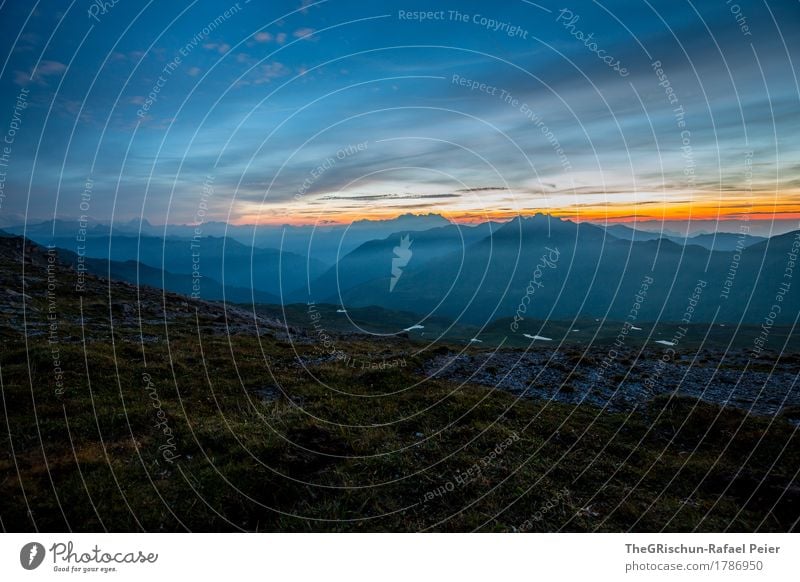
[0,0,798,232]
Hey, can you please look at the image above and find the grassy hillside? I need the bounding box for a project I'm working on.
[1,234,798,532]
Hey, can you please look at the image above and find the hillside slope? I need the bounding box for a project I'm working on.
[0,232,798,532]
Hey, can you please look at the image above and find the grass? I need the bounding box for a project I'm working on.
[2,329,798,532]
[0,235,798,532]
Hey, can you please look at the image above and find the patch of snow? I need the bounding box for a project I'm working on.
[655,340,676,346]
[523,334,553,341]
[404,324,424,331]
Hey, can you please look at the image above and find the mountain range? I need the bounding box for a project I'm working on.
[6,213,799,328]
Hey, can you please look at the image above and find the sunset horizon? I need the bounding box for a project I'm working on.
[2,0,800,570]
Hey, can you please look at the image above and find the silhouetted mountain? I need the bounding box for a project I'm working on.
[605,223,765,251]
[683,232,766,251]
[4,219,114,239]
[603,224,663,242]
[12,216,799,328]
[303,221,499,300]
[8,213,454,265]
[38,234,323,299]
[334,214,800,326]
[57,251,281,305]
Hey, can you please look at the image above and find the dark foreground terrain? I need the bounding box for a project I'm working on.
[1,233,799,532]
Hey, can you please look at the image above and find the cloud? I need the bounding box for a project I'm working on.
[319,193,462,201]
[293,28,316,40]
[203,43,230,54]
[254,62,290,84]
[454,186,508,193]
[299,0,313,15]
[15,32,41,52]
[15,59,66,86]
[38,60,67,75]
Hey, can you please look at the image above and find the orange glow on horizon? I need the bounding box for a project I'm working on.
[231,200,800,228]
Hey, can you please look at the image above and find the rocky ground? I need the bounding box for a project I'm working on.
[424,348,800,421]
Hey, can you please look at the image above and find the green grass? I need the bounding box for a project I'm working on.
[2,328,798,532]
[1,237,798,532]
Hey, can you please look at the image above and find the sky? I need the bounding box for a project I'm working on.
[0,0,799,234]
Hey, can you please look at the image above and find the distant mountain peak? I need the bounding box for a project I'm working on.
[350,212,451,227]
